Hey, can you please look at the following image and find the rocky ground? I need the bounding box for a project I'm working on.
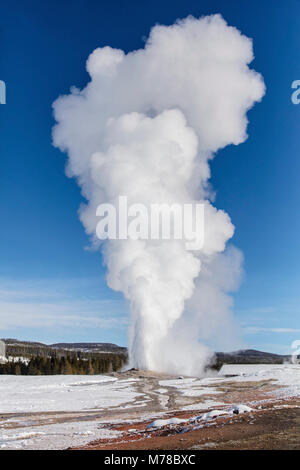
[77,401,300,450]
[73,369,300,450]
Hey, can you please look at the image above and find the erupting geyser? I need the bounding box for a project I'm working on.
[53,15,265,375]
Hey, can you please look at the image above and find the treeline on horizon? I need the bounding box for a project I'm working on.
[0,353,127,375]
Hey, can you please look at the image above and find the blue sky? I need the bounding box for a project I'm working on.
[0,0,299,353]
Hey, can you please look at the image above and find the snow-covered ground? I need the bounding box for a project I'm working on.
[1,356,30,364]
[219,364,300,399]
[0,419,122,450]
[0,375,142,413]
[159,376,222,397]
[0,374,144,449]
[0,364,299,449]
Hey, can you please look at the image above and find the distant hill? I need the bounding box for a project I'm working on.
[1,338,127,358]
[212,349,290,369]
[50,342,127,354]
[3,338,48,347]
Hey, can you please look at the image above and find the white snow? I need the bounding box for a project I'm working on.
[0,375,143,413]
[160,365,300,405]
[0,364,299,449]
[200,409,229,420]
[190,409,229,422]
[159,377,221,397]
[230,404,253,414]
[0,356,30,364]
[219,364,300,398]
[0,374,142,449]
[147,402,254,431]
[190,405,253,423]
[147,417,186,430]
[0,420,122,450]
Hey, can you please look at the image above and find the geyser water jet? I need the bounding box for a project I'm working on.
[53,14,265,375]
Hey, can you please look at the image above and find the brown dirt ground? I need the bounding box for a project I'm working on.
[73,398,300,450]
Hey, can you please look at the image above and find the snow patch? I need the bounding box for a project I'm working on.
[147,417,186,430]
[0,375,142,413]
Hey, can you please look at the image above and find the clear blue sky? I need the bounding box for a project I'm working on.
[0,0,299,353]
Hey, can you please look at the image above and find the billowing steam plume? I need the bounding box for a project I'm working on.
[53,15,265,375]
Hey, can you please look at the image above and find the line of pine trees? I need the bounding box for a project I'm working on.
[0,353,127,375]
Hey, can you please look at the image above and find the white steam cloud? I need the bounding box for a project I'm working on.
[52,15,265,375]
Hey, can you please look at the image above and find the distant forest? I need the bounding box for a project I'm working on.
[0,340,292,375]
[0,354,127,375]
[0,342,127,375]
